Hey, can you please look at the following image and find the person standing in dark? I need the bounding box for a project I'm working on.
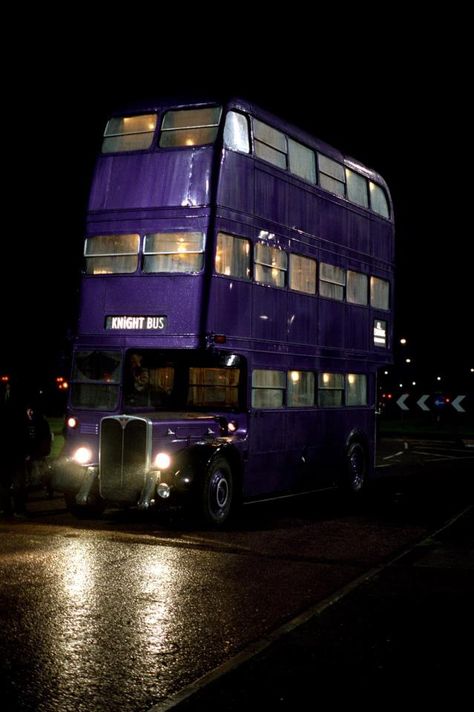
[23,402,52,487]
[0,383,26,516]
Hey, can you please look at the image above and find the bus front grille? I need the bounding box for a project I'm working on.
[99,416,148,502]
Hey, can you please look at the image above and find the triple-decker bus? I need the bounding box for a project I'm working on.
[55,98,394,525]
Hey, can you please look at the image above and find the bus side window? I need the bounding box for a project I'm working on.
[224,111,250,154]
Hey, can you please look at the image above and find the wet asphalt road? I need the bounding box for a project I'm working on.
[0,439,473,711]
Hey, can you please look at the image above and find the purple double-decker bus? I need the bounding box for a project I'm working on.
[55,98,394,525]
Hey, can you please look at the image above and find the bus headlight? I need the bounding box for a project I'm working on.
[72,447,93,465]
[157,482,171,499]
[154,452,171,470]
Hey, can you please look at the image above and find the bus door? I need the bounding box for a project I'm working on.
[247,407,289,497]
[245,370,289,497]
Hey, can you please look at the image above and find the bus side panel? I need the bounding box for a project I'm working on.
[244,407,375,498]
[288,181,320,236]
[89,150,213,211]
[319,300,345,349]
[287,291,318,346]
[251,285,288,344]
[217,151,255,215]
[207,278,252,340]
[255,169,288,226]
[345,305,369,351]
[245,410,288,497]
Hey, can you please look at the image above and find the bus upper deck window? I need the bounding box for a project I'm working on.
[143,232,205,273]
[369,182,390,218]
[84,234,140,275]
[224,111,250,153]
[159,107,222,148]
[318,154,345,196]
[345,168,368,208]
[101,114,157,153]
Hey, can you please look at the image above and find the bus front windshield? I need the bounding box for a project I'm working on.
[71,350,122,411]
[124,349,245,411]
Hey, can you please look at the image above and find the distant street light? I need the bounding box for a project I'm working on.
[400,338,407,345]
[436,376,441,381]
[405,358,411,363]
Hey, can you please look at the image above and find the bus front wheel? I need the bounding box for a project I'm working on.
[200,457,233,526]
[65,492,105,519]
[344,441,367,494]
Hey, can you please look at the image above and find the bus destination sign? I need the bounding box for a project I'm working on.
[105,316,167,331]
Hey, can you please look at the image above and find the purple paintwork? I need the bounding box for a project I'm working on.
[61,97,394,510]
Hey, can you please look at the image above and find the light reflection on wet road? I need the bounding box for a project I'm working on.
[0,523,365,711]
[1,449,473,711]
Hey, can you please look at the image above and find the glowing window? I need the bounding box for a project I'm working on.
[371,277,390,310]
[143,232,205,273]
[289,254,317,294]
[224,111,250,153]
[346,374,367,406]
[370,182,390,218]
[215,233,251,279]
[347,270,368,305]
[287,371,315,407]
[320,263,345,301]
[188,368,240,407]
[288,138,316,184]
[318,373,344,407]
[253,118,287,169]
[101,114,157,153]
[84,234,140,274]
[159,107,221,148]
[346,168,368,208]
[318,154,345,196]
[254,243,287,288]
[252,370,285,408]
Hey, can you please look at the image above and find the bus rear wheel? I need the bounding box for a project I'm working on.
[344,441,367,494]
[201,457,233,526]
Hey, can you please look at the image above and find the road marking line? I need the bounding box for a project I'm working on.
[412,447,470,454]
[146,504,473,712]
[382,451,404,460]
[413,451,474,461]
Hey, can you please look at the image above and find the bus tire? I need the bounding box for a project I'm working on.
[344,441,367,494]
[65,492,105,519]
[200,457,233,526]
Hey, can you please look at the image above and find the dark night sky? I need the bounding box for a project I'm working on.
[2,23,471,392]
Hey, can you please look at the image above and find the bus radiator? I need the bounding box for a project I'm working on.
[99,416,148,502]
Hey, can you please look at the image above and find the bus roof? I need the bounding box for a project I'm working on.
[105,96,391,197]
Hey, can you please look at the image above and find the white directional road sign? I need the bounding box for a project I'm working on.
[417,395,430,411]
[452,395,466,413]
[396,394,409,411]
[395,393,468,412]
